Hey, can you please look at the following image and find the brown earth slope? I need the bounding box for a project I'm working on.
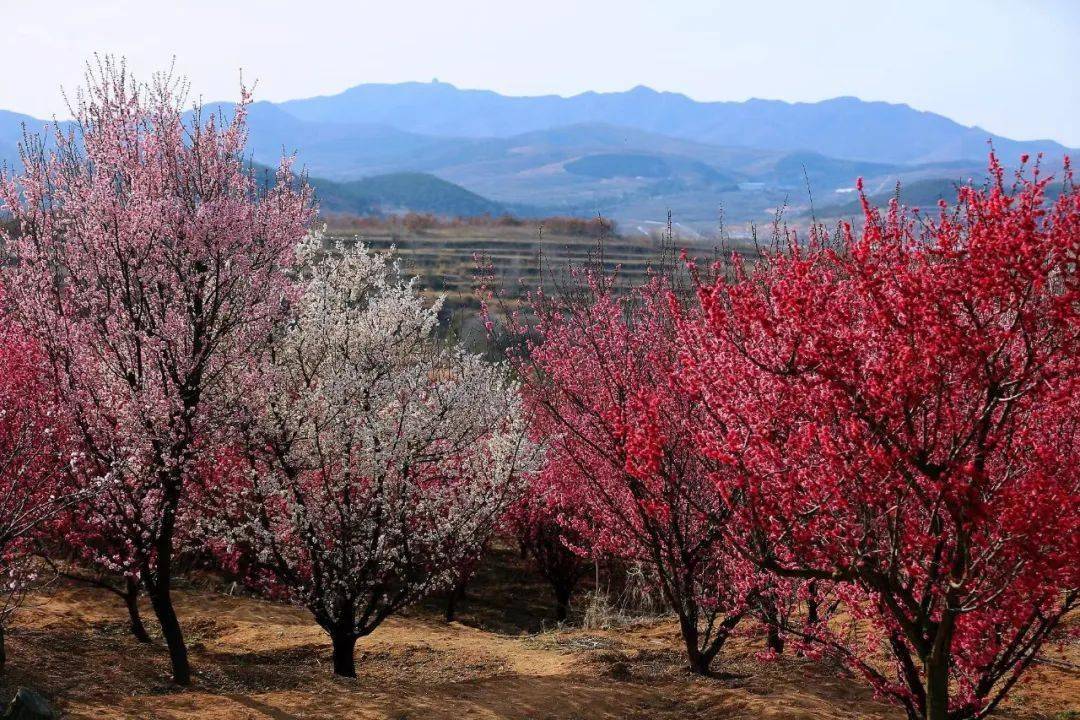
[1,546,1076,719]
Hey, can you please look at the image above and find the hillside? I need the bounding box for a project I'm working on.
[310,171,517,217]
[0,109,54,169]
[813,176,1069,218]
[319,219,685,323]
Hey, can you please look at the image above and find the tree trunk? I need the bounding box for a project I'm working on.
[921,604,959,720]
[686,646,711,675]
[0,624,6,672]
[924,654,950,720]
[678,615,711,675]
[445,579,468,623]
[148,583,191,685]
[146,461,191,685]
[444,590,459,623]
[124,577,152,643]
[554,584,571,623]
[763,600,785,654]
[331,631,358,678]
[806,581,820,626]
[766,622,785,654]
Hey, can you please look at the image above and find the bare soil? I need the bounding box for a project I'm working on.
[1,546,1076,719]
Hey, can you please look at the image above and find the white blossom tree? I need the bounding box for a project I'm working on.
[209,233,535,677]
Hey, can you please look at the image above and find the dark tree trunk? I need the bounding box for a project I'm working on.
[678,615,712,675]
[795,581,821,658]
[0,624,6,672]
[686,646,712,675]
[806,581,820,626]
[124,577,152,643]
[921,608,957,720]
[445,578,468,623]
[554,584,571,622]
[763,600,785,654]
[766,622,785,654]
[331,631,358,678]
[145,461,191,685]
[148,583,190,685]
[924,655,949,720]
[444,590,459,623]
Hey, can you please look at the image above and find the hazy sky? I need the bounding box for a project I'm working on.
[2,0,1077,145]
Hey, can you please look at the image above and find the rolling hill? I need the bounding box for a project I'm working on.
[0,107,524,220]
[252,165,535,218]
[309,171,525,217]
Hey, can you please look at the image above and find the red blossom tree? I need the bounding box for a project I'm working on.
[673,156,1079,719]
[0,58,313,684]
[511,271,764,674]
[0,308,79,671]
[505,473,592,623]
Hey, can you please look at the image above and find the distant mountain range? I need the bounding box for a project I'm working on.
[279,82,1070,165]
[1,82,1074,229]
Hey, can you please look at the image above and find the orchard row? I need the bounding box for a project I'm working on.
[0,60,1075,720]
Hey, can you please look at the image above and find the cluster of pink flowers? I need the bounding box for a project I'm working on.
[0,60,533,683]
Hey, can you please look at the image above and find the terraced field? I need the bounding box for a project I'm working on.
[324,221,747,323]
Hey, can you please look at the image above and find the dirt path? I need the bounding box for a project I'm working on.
[1,568,1076,719]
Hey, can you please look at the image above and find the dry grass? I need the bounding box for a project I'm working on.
[0,543,1076,719]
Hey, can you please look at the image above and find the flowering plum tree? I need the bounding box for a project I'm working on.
[212,234,534,678]
[441,548,483,623]
[505,474,591,622]
[514,272,758,674]
[42,487,198,644]
[675,157,1080,719]
[0,312,79,671]
[0,58,313,684]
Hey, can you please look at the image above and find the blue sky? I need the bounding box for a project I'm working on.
[2,0,1077,145]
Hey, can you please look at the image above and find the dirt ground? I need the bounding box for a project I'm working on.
[1,546,1077,719]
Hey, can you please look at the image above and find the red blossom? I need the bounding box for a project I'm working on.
[674,156,1079,720]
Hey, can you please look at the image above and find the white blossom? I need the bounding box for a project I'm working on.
[217,232,537,652]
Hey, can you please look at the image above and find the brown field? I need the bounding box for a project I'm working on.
[2,543,1076,720]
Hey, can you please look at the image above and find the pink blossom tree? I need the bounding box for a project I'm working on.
[0,58,313,684]
[674,157,1080,719]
